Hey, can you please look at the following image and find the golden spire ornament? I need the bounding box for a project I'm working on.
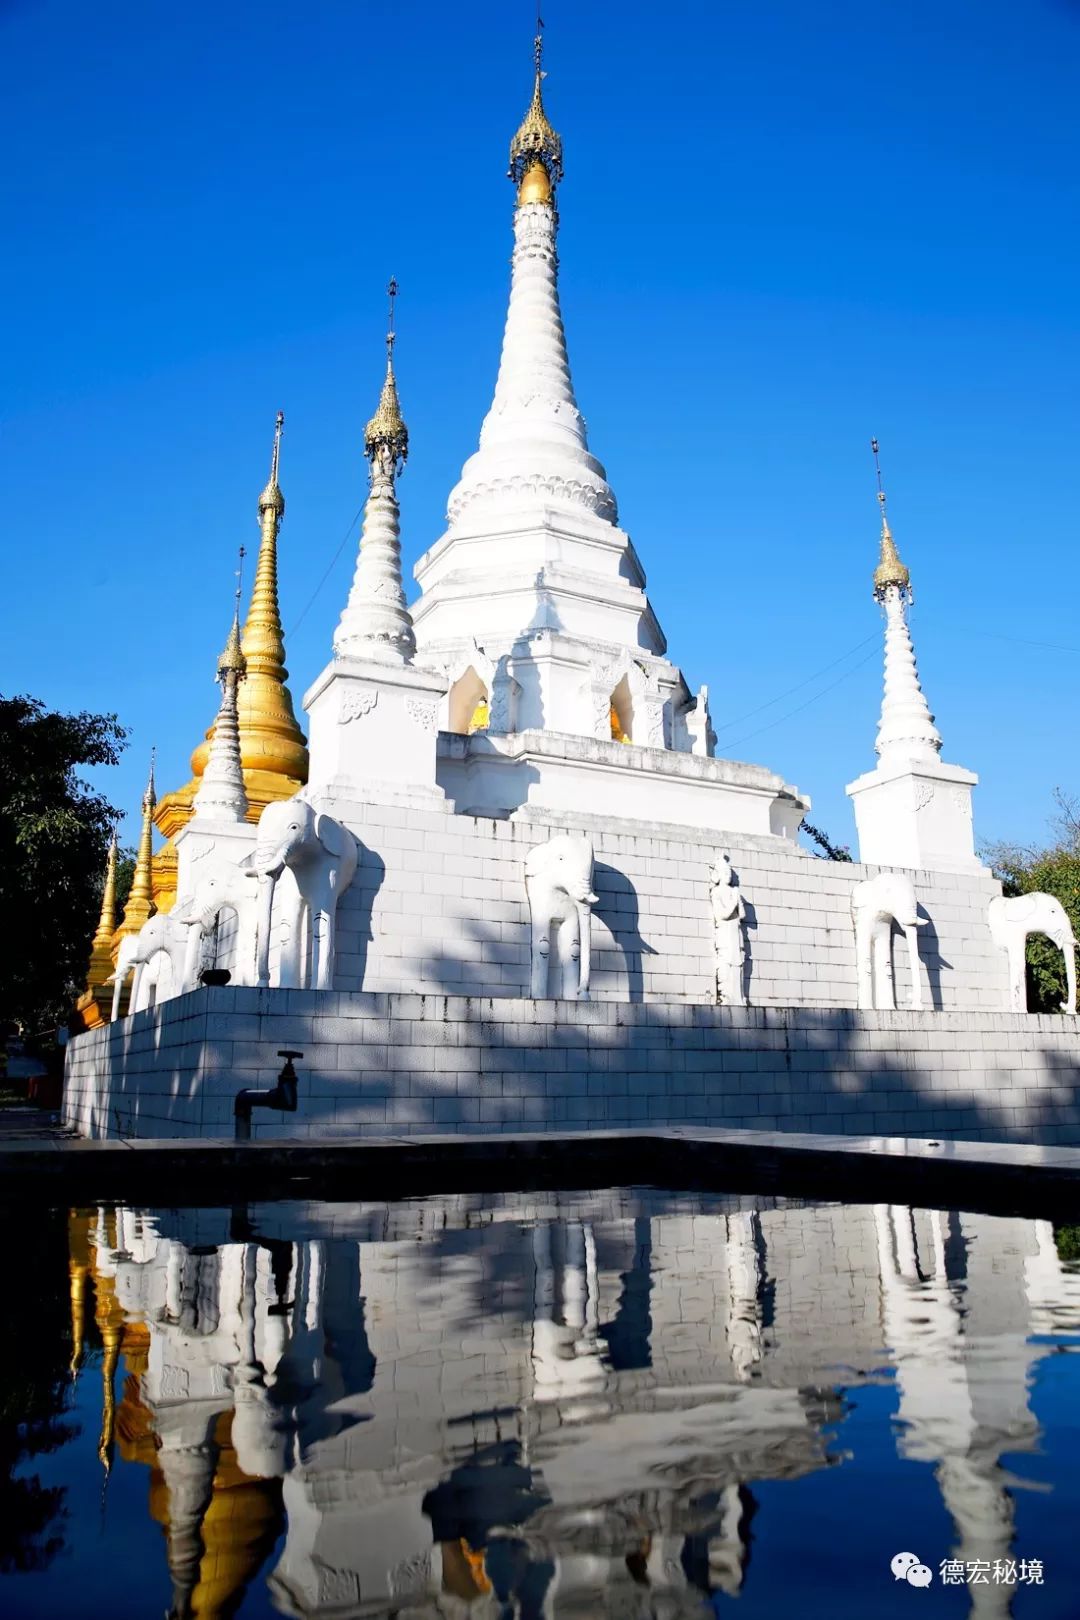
[116,751,157,939]
[364,278,409,468]
[188,412,308,800]
[83,832,120,991]
[509,9,563,205]
[870,437,911,598]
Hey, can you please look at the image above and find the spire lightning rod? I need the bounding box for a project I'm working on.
[535,6,544,74]
[386,277,398,360]
[270,410,284,483]
[871,436,888,519]
[235,545,246,613]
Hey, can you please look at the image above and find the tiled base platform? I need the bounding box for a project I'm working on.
[63,987,1080,1147]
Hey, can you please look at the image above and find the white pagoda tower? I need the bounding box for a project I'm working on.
[404,34,807,839]
[846,458,979,871]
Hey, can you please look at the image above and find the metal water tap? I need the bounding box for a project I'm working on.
[234,1050,303,1141]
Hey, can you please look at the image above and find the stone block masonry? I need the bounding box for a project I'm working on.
[324,798,1008,1012]
[64,988,1080,1146]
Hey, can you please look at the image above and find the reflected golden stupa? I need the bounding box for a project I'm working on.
[68,1211,285,1620]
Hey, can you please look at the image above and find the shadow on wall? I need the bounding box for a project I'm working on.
[741,895,758,1004]
[334,848,386,994]
[593,863,659,1005]
[914,906,951,1013]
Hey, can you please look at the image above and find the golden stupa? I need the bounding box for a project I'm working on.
[152,414,308,911]
[71,834,120,1032]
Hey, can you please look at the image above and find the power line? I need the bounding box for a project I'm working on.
[721,646,880,755]
[287,505,365,637]
[958,629,1080,656]
[713,633,879,736]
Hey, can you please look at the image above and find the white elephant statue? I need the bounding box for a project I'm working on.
[525,834,599,1000]
[245,797,358,991]
[108,911,202,1019]
[988,892,1078,1014]
[851,872,926,1011]
[180,869,260,987]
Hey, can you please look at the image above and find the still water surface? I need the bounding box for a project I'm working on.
[2,1190,1079,1618]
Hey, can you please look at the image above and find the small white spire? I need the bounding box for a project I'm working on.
[334,280,418,665]
[191,558,249,824]
[869,441,941,767]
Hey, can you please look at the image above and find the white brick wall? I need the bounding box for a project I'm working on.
[324,799,1008,1011]
[64,987,1080,1146]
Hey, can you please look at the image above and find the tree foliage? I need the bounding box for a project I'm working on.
[0,695,128,1035]
[801,821,854,862]
[984,791,1080,1014]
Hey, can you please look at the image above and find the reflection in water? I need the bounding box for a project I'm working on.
[11,1194,1080,1616]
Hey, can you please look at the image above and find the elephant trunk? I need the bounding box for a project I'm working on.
[1063,934,1078,1015]
[576,898,592,1000]
[255,875,275,988]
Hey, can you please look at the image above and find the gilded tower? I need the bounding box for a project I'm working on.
[71,833,119,1032]
[153,415,308,909]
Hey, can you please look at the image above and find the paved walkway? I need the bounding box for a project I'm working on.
[0,1106,74,1141]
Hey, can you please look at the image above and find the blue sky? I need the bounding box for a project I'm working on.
[4,0,1079,850]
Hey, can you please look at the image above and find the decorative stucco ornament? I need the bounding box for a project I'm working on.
[524,834,598,1000]
[988,893,1078,1014]
[850,872,926,1011]
[710,853,747,1007]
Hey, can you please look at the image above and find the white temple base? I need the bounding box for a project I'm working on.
[303,657,448,806]
[438,729,808,838]
[845,759,980,873]
[174,818,255,895]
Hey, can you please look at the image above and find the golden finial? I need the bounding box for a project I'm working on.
[509,10,562,203]
[364,279,409,467]
[870,437,911,596]
[217,548,248,679]
[142,748,157,814]
[258,411,285,516]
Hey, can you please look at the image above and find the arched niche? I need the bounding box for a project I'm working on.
[447,664,490,735]
[609,673,634,743]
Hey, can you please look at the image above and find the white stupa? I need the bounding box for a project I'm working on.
[403,37,807,839]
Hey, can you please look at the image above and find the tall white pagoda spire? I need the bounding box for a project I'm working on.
[410,22,682,738]
[869,444,943,767]
[444,24,617,528]
[191,556,249,826]
[334,280,418,665]
[846,442,979,871]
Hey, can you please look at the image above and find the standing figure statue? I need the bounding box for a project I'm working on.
[710,853,747,1007]
[524,835,599,1000]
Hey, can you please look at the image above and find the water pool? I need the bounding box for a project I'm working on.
[2,1189,1078,1617]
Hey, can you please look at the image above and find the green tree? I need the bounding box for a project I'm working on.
[801,821,853,862]
[0,695,128,1035]
[984,791,1080,1014]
